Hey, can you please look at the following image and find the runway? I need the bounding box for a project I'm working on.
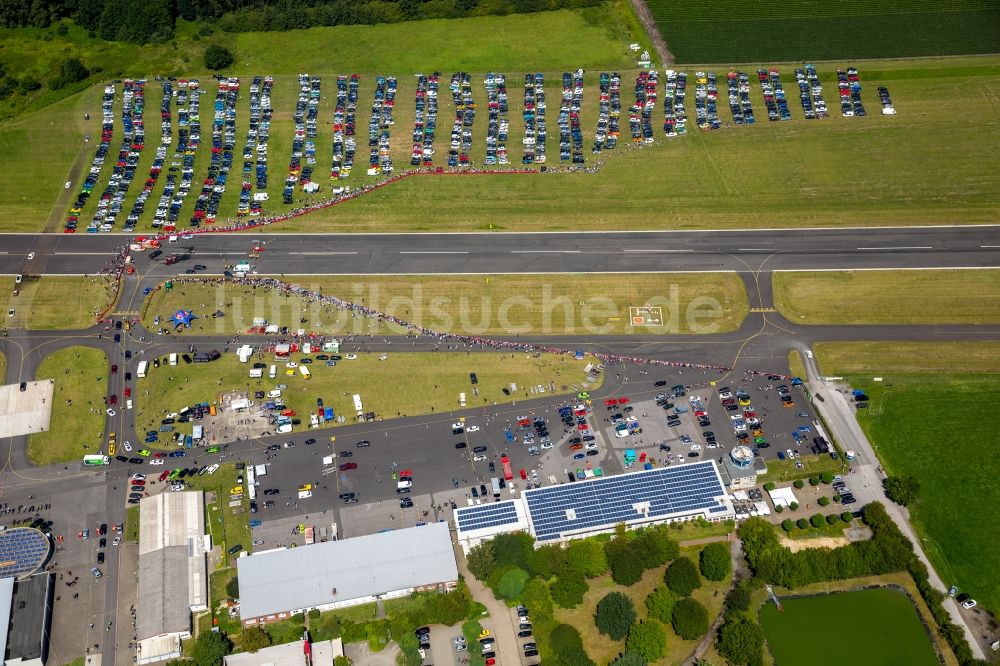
[3,225,1000,276]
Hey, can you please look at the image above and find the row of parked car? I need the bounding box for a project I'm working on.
[123,81,171,231]
[592,71,621,153]
[331,74,360,180]
[153,80,202,231]
[283,74,319,204]
[93,78,144,232]
[410,72,439,166]
[189,77,239,225]
[447,72,475,167]
[521,73,547,164]
[558,70,585,163]
[837,67,866,117]
[726,71,756,126]
[367,76,397,175]
[629,70,658,143]
[795,65,829,119]
[758,69,792,121]
[483,72,509,166]
[238,76,273,219]
[693,71,721,131]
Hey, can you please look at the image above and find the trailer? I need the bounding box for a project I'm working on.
[136,361,148,378]
[501,455,513,481]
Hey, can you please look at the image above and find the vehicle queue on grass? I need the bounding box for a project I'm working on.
[331,74,360,181]
[522,73,547,164]
[410,72,439,167]
[237,75,273,220]
[483,72,509,166]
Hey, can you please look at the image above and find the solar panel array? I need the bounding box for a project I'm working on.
[0,528,51,578]
[524,462,727,542]
[455,501,520,533]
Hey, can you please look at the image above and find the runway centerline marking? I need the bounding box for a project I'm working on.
[510,250,581,254]
[623,249,694,253]
[856,246,933,250]
[398,251,469,254]
[291,251,360,255]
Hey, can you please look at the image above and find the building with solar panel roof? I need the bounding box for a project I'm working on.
[454,500,530,553]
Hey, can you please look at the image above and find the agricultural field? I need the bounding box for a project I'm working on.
[647,0,1000,63]
[817,341,1000,614]
[133,351,599,442]
[27,346,109,465]
[142,273,748,336]
[773,269,1000,325]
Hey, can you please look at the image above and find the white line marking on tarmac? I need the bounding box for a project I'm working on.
[291,251,360,255]
[399,251,469,254]
[510,250,581,254]
[736,248,775,251]
[623,249,694,253]
[856,246,933,250]
[981,245,1000,248]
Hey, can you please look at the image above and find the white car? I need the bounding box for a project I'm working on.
[106,408,116,416]
[472,454,488,462]
[690,444,702,451]
[540,441,554,450]
[451,422,464,429]
[149,459,164,466]
[345,354,357,360]
[131,473,145,481]
[122,441,132,452]
[286,361,298,368]
[112,536,121,546]
[467,425,480,432]
[206,464,219,474]
[962,599,977,609]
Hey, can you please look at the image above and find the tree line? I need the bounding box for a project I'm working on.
[0,0,604,44]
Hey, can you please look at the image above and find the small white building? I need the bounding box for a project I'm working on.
[767,486,799,509]
[454,500,530,554]
[224,638,343,666]
[235,345,254,362]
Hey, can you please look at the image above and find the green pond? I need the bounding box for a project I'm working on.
[759,587,938,666]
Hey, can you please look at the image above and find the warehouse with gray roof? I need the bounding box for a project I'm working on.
[237,521,458,626]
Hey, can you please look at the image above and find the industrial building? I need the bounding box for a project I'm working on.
[0,573,53,666]
[237,522,458,626]
[224,638,343,666]
[454,500,530,554]
[136,492,209,664]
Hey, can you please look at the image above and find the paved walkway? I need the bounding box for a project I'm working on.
[803,349,987,661]
[452,541,520,666]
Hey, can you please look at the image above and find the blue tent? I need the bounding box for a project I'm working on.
[169,309,197,329]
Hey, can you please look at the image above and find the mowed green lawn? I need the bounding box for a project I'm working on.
[134,351,599,441]
[817,342,1000,614]
[9,277,117,329]
[142,274,747,336]
[773,270,1000,325]
[28,346,109,465]
[647,0,1000,62]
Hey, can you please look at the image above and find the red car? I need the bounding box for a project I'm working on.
[124,387,131,399]
[339,462,358,471]
[109,395,117,406]
[111,364,118,374]
[158,471,171,482]
[399,469,413,478]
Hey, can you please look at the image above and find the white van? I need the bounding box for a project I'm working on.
[269,365,276,379]
[268,389,282,398]
[397,480,412,489]
[169,353,178,366]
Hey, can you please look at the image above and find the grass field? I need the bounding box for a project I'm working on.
[142,274,747,336]
[182,463,252,565]
[124,505,139,542]
[27,346,109,465]
[787,350,806,381]
[9,277,116,329]
[647,0,1000,63]
[555,546,731,665]
[774,270,1000,325]
[134,351,599,441]
[759,453,845,484]
[759,588,938,666]
[817,342,1000,614]
[3,49,1000,233]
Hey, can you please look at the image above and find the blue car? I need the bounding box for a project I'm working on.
[249,520,262,528]
[572,453,585,460]
[777,451,786,460]
[168,451,185,458]
[143,287,152,295]
[144,435,158,443]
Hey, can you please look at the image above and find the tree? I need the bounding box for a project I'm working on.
[607,546,645,586]
[644,586,678,624]
[60,57,89,83]
[810,514,824,528]
[826,513,840,525]
[595,591,636,640]
[665,557,701,597]
[551,624,593,665]
[671,597,709,640]
[497,567,529,600]
[397,633,423,666]
[793,479,804,489]
[551,570,588,609]
[466,541,496,580]
[818,496,831,507]
[884,476,920,506]
[717,617,765,666]
[762,482,775,491]
[565,539,608,577]
[699,542,731,581]
[841,511,854,523]
[725,580,752,613]
[609,653,647,666]
[333,657,352,666]
[821,471,834,484]
[239,627,270,653]
[192,630,232,666]
[493,532,535,569]
[774,504,784,513]
[18,77,41,93]
[789,501,799,511]
[796,518,808,529]
[204,44,234,70]
[226,575,240,598]
[781,519,795,532]
[626,620,667,663]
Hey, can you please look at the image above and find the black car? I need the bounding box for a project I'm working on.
[395,487,411,494]
[470,372,478,385]
[357,440,371,448]
[455,442,467,449]
[473,446,488,453]
[517,629,532,638]
[228,544,243,555]
[128,457,143,464]
[483,652,496,659]
[113,333,121,343]
[305,438,316,446]
[125,372,131,381]
[250,502,258,513]
[687,452,700,457]
[97,551,105,565]
[400,498,414,508]
[654,380,667,386]
[19,382,26,392]
[264,488,279,495]
[480,484,488,497]
[115,455,128,462]
[339,492,356,500]
[99,537,107,547]
[266,444,280,452]
[524,650,538,658]
[488,461,496,473]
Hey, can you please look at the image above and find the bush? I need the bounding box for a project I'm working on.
[198,23,215,36]
[551,624,593,665]
[466,541,496,581]
[609,654,647,666]
[789,501,799,511]
[665,557,701,596]
[625,620,667,663]
[796,518,808,529]
[818,496,831,507]
[308,608,320,619]
[793,479,804,489]
[841,511,854,523]
[239,626,270,653]
[226,575,240,598]
[717,616,765,666]
[18,77,42,93]
[699,543,731,581]
[497,567,529,600]
[671,597,709,640]
[204,44,234,70]
[644,586,678,624]
[763,482,775,491]
[884,476,921,507]
[724,580,753,613]
[595,591,636,640]
[810,514,825,528]
[774,504,784,513]
[826,513,840,525]
[781,519,795,532]
[821,471,835,484]
[192,630,232,666]
[809,476,821,486]
[550,570,588,609]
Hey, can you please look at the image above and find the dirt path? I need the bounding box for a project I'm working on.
[453,541,520,665]
[779,535,850,552]
[628,0,674,66]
